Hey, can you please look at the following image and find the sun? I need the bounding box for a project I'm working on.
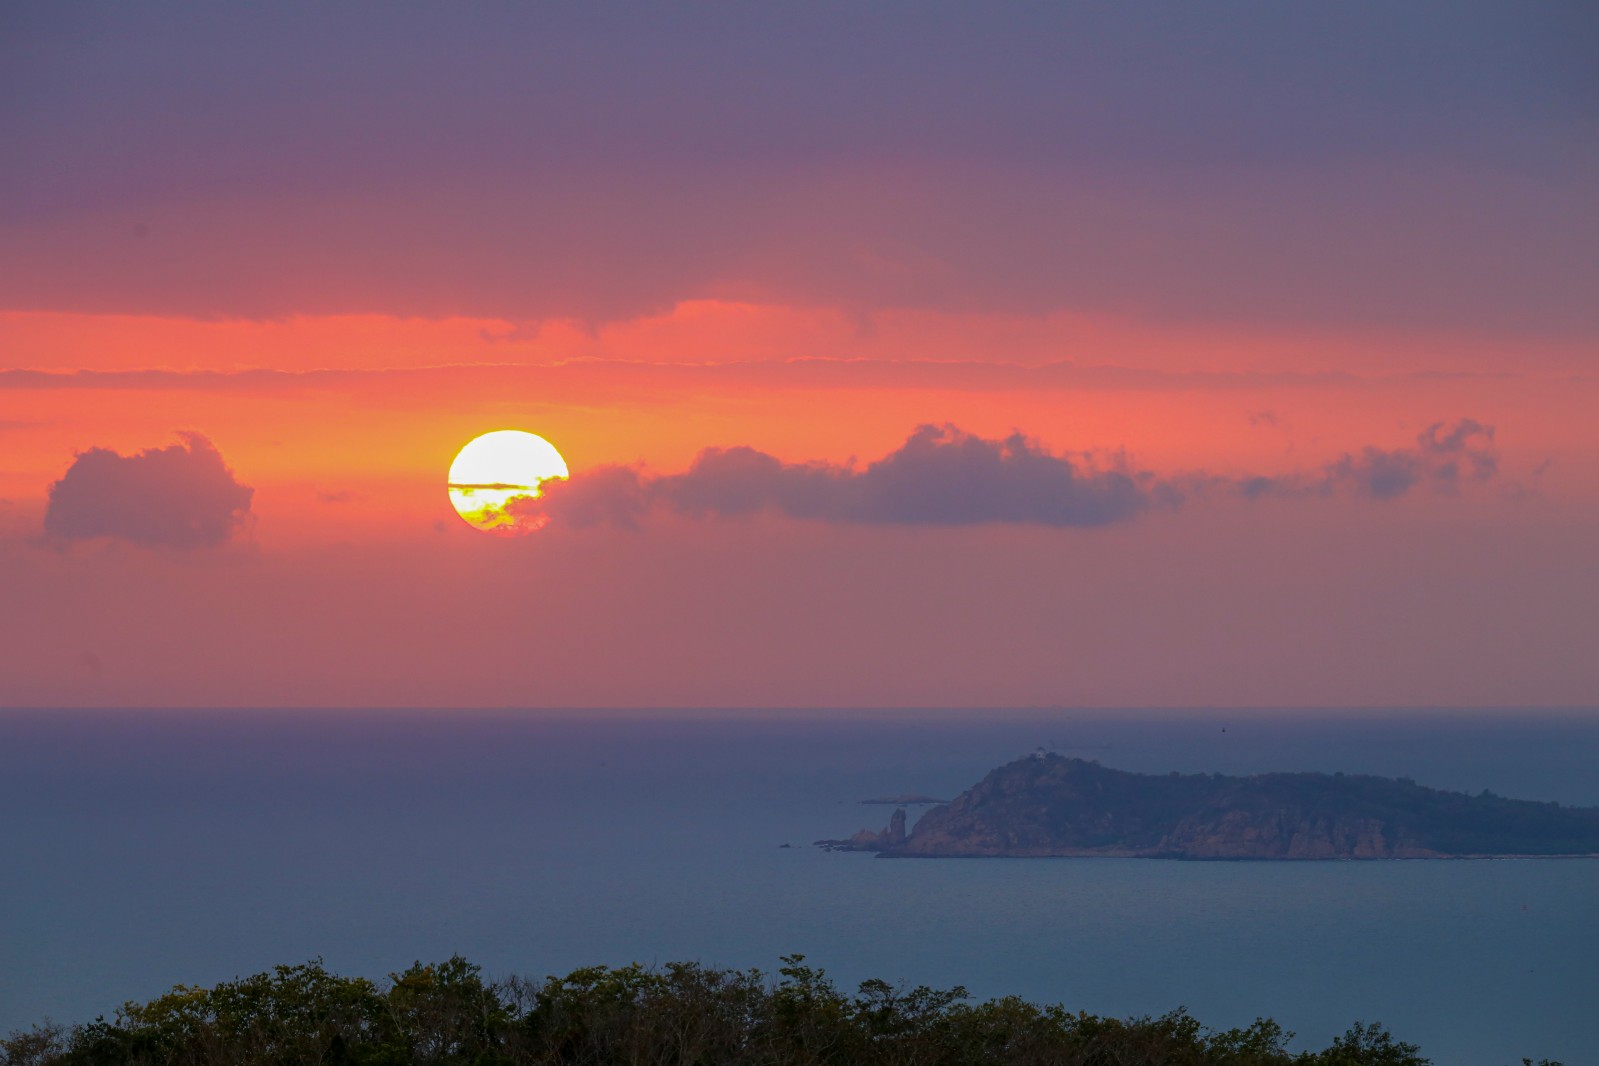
[448,430,569,534]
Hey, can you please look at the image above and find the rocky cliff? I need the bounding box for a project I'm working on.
[827,755,1599,860]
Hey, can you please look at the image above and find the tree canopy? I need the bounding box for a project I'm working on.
[0,955,1558,1066]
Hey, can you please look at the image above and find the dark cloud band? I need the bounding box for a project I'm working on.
[513,425,1151,530]
[511,420,1500,532]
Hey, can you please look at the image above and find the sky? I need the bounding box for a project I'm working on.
[2,2,1596,707]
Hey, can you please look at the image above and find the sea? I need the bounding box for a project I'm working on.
[2,707,1596,1066]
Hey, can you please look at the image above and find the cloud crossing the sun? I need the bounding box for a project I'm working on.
[510,420,1499,532]
[32,421,1501,549]
[513,425,1151,530]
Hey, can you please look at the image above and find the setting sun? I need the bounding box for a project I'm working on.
[447,430,569,534]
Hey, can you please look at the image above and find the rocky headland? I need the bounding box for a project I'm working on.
[820,754,1599,860]
[819,806,907,851]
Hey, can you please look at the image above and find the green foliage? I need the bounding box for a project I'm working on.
[0,1023,66,1066]
[1298,1021,1427,1066]
[0,955,1564,1066]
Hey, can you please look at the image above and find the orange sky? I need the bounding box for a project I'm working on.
[3,6,1595,707]
[4,304,1591,530]
[4,300,1593,709]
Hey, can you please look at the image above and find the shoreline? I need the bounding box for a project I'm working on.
[865,850,1599,861]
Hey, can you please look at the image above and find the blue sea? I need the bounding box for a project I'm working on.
[2,707,1596,1065]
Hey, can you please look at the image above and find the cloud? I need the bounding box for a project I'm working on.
[1243,418,1498,501]
[504,418,1502,533]
[0,361,1508,398]
[43,433,254,549]
[512,425,1154,531]
[516,466,653,530]
[1418,417,1498,484]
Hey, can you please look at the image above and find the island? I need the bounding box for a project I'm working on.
[859,793,948,805]
[819,753,1599,859]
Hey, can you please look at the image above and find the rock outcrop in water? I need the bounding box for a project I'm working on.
[819,806,907,851]
[824,755,1599,860]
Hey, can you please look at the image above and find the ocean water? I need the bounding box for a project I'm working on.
[2,707,1596,1065]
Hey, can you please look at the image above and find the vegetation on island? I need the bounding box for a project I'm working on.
[0,955,1562,1066]
[833,755,1599,859]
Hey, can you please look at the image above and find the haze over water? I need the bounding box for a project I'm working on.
[3,707,1596,1066]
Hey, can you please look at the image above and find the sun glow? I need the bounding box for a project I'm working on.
[448,430,569,534]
